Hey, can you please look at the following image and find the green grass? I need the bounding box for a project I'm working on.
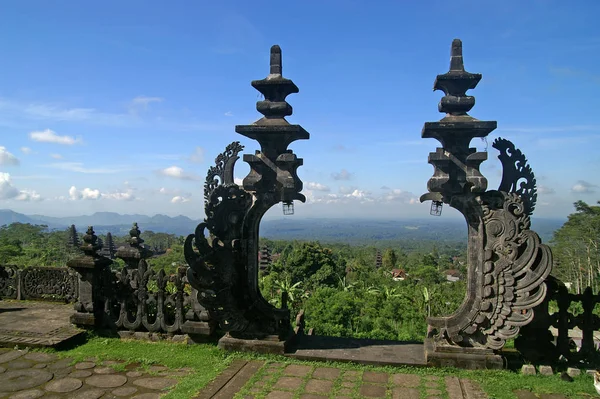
[32,334,598,399]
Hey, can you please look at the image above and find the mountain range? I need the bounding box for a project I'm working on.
[0,209,565,244]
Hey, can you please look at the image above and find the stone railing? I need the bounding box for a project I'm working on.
[67,224,215,339]
[102,261,214,338]
[517,276,600,366]
[0,265,78,302]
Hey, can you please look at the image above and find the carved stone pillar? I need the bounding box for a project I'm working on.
[185,45,309,354]
[420,39,552,369]
[67,226,112,327]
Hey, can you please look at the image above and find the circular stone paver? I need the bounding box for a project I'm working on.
[86,374,128,388]
[112,387,138,396]
[148,366,168,373]
[75,362,96,370]
[23,353,57,363]
[69,370,93,378]
[48,358,73,369]
[32,364,47,369]
[93,366,115,374]
[45,377,83,393]
[132,394,160,399]
[126,371,143,378]
[67,389,105,399]
[8,389,44,399]
[0,366,6,373]
[133,377,177,390]
[0,351,27,364]
[6,360,34,370]
[0,369,53,392]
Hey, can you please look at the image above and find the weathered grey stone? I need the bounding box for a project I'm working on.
[0,351,26,364]
[304,379,333,394]
[126,371,143,378]
[44,377,83,393]
[112,386,138,396]
[283,364,312,377]
[32,364,46,369]
[7,389,44,399]
[131,394,161,399]
[48,358,73,369]
[392,374,420,388]
[93,366,115,374]
[69,370,93,378]
[132,377,177,390]
[392,388,420,399]
[6,360,34,370]
[0,369,53,392]
[521,365,536,375]
[75,361,96,370]
[363,371,389,384]
[566,367,581,377]
[85,374,127,388]
[265,392,294,399]
[23,353,57,363]
[273,376,303,390]
[66,389,105,399]
[0,365,6,373]
[539,365,553,376]
[360,383,387,397]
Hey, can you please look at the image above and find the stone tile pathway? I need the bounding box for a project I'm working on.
[209,360,489,399]
[0,348,187,399]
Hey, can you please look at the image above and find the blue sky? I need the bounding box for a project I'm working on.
[0,0,598,221]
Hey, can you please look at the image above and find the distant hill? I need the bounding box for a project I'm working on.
[0,209,201,236]
[0,209,564,244]
[259,217,564,246]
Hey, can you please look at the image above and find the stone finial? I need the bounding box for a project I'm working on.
[115,222,153,267]
[251,45,299,122]
[434,39,482,116]
[81,226,102,255]
[128,222,144,247]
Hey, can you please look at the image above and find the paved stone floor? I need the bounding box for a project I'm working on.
[0,348,186,399]
[0,301,84,348]
[199,359,490,399]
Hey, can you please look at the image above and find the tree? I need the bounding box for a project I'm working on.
[551,200,600,293]
[382,248,398,270]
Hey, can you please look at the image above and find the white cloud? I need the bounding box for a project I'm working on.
[332,169,353,181]
[69,186,101,200]
[383,189,419,203]
[0,173,42,201]
[102,190,135,201]
[171,196,191,203]
[224,111,233,117]
[159,166,199,181]
[306,182,330,192]
[50,153,63,159]
[48,162,126,174]
[189,147,205,164]
[234,177,244,186]
[15,189,42,202]
[131,96,163,107]
[29,129,81,145]
[20,147,32,154]
[537,185,555,195]
[0,173,20,199]
[0,146,19,166]
[571,180,597,194]
[339,186,358,194]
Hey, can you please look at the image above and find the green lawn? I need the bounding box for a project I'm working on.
[36,334,598,399]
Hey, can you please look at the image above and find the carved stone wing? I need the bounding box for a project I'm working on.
[492,138,537,216]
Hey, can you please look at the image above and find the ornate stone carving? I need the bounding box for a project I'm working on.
[185,45,309,349]
[492,138,538,216]
[20,267,77,302]
[0,265,18,299]
[422,40,553,360]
